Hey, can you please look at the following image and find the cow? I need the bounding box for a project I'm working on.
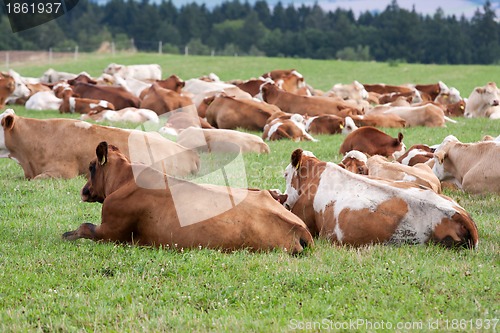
[59,96,115,114]
[463,82,500,119]
[0,109,199,179]
[413,81,450,101]
[366,155,441,193]
[350,113,406,128]
[397,144,435,166]
[369,104,451,127]
[236,78,273,97]
[435,87,461,105]
[25,91,62,111]
[339,150,369,175]
[339,126,406,159]
[113,75,151,98]
[40,68,77,83]
[3,70,32,105]
[140,83,194,116]
[62,141,313,253]
[0,73,15,108]
[155,74,185,94]
[305,115,358,135]
[323,81,368,102]
[432,135,500,194]
[82,108,159,124]
[177,127,270,154]
[70,82,141,110]
[362,83,413,95]
[261,83,363,117]
[183,78,252,109]
[103,63,162,81]
[158,106,213,136]
[282,148,478,248]
[377,89,422,104]
[262,114,317,142]
[340,151,441,193]
[205,94,280,131]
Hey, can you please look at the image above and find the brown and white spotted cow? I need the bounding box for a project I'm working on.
[63,142,313,253]
[262,114,317,142]
[282,149,478,248]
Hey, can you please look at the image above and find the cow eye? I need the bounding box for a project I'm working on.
[89,162,96,174]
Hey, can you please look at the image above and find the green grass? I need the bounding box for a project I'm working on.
[1,53,499,332]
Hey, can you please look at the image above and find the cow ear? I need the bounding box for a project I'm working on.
[397,132,404,142]
[291,148,303,170]
[1,114,15,130]
[475,87,485,94]
[96,141,109,166]
[435,151,446,164]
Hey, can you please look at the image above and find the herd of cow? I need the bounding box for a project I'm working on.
[1,63,499,254]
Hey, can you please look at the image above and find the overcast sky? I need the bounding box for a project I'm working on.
[170,0,499,18]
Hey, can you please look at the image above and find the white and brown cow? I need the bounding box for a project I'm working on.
[59,96,115,114]
[63,142,313,253]
[432,135,500,194]
[282,149,478,248]
[463,82,500,119]
[262,114,317,142]
[305,115,358,135]
[0,109,199,179]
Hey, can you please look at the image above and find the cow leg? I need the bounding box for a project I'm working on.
[62,223,98,240]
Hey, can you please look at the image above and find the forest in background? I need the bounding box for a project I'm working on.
[1,0,499,64]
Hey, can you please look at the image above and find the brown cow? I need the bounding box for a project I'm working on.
[282,148,478,248]
[62,141,313,253]
[261,83,363,117]
[70,82,140,110]
[0,109,199,179]
[339,126,406,159]
[362,83,413,95]
[205,94,280,131]
[140,83,194,116]
[350,113,406,128]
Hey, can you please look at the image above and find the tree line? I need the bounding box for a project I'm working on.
[1,0,499,64]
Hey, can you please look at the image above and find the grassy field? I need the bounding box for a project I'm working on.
[1,53,499,332]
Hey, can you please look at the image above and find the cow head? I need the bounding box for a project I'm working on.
[391,132,406,160]
[283,149,321,209]
[432,135,460,181]
[342,116,358,135]
[0,109,16,157]
[339,150,368,175]
[81,141,131,203]
[464,82,500,118]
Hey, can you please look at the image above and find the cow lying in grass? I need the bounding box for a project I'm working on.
[63,142,313,253]
[282,148,478,249]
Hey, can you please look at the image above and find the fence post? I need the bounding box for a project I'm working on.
[184,46,188,56]
[159,41,162,54]
[74,45,79,61]
[211,49,215,57]
[111,42,115,56]
[49,48,53,63]
[5,52,9,69]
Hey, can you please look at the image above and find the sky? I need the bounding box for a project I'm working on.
[169,0,500,18]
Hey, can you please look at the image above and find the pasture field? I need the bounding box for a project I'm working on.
[1,53,499,332]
